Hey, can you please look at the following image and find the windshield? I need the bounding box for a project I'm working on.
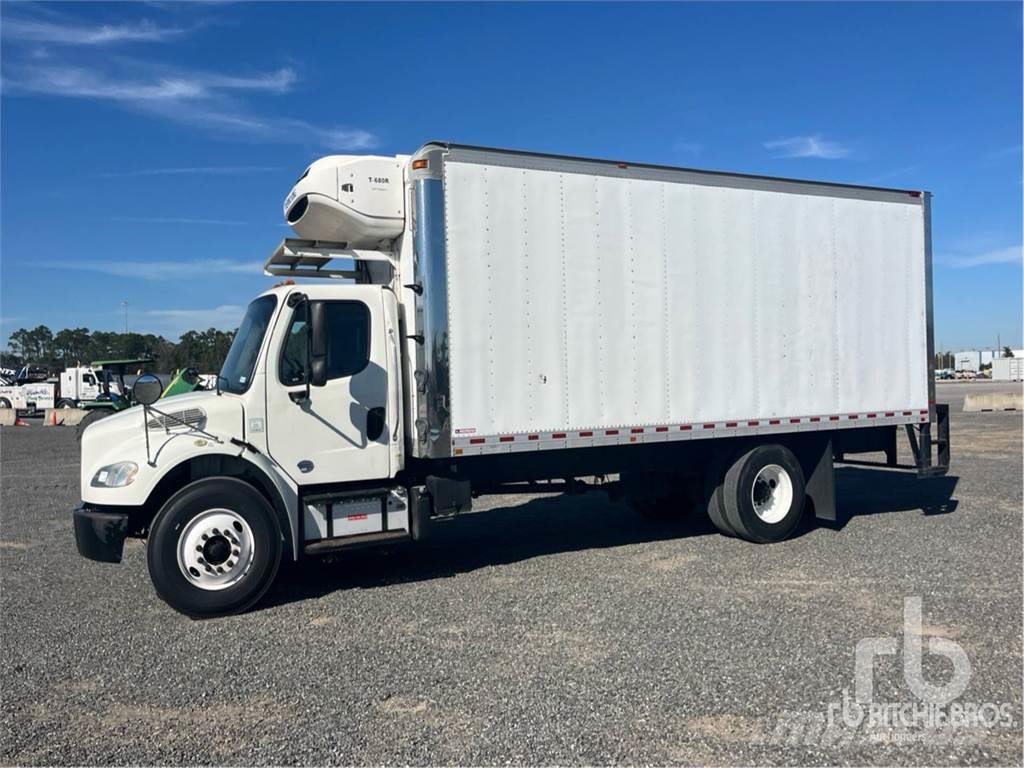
[219,295,278,394]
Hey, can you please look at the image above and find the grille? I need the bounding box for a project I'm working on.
[147,408,206,431]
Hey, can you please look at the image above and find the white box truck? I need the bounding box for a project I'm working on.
[73,143,949,617]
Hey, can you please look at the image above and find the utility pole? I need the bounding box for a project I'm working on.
[122,300,129,334]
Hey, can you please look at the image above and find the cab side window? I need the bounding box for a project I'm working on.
[279,301,370,385]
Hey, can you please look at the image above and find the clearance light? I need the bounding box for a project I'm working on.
[412,159,429,170]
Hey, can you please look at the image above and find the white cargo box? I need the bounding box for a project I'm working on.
[437,147,930,454]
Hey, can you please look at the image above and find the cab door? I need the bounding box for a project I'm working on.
[265,286,395,486]
[80,372,100,401]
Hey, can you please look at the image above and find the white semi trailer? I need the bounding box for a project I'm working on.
[74,143,950,617]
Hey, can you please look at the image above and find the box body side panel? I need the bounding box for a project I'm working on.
[443,156,928,446]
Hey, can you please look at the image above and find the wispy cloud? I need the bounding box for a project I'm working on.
[143,305,246,338]
[2,7,377,151]
[4,62,377,149]
[98,166,282,177]
[2,17,188,46]
[943,244,1022,269]
[764,134,852,159]
[8,64,296,101]
[40,259,260,279]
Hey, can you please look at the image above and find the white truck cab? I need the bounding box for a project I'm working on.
[73,143,950,618]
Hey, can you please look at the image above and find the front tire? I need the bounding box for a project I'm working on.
[147,478,282,618]
[56,398,76,409]
[0,398,11,409]
[721,444,806,543]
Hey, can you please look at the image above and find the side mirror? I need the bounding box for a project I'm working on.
[133,373,163,406]
[309,301,328,387]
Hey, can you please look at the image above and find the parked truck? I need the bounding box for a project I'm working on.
[0,365,118,413]
[73,143,950,617]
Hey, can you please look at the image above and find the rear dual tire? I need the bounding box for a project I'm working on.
[706,444,806,543]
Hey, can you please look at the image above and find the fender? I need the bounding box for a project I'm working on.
[142,448,301,560]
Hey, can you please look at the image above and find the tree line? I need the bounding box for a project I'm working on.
[1,326,236,374]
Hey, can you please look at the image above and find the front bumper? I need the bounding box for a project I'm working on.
[73,503,129,563]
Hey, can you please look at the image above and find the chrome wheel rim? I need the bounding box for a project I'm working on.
[176,509,255,591]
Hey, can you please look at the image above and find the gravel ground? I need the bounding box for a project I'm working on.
[1,382,1021,765]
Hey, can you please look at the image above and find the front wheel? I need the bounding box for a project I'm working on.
[56,398,77,409]
[147,478,282,618]
[0,398,11,410]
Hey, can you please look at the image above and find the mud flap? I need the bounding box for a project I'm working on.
[802,439,836,522]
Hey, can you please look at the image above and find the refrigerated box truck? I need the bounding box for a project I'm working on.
[73,143,949,617]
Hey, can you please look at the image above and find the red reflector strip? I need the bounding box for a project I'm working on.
[848,414,858,420]
[829,416,840,421]
[470,438,485,445]
[748,420,760,426]
[579,431,593,437]
[703,423,715,429]
[789,418,801,424]
[867,413,877,418]
[552,432,566,439]
[605,429,619,435]
[680,425,692,431]
[885,412,895,417]
[902,411,912,416]
[528,435,539,441]
[631,428,644,434]
[347,514,368,521]
[655,426,668,433]
[920,409,928,415]
[769,419,781,425]
[725,422,737,428]
[499,436,514,442]
[810,417,821,422]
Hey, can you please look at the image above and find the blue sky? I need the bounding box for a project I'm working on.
[1,1,1021,351]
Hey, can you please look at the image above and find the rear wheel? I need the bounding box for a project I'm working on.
[705,482,736,536]
[147,477,282,618]
[721,444,806,543]
[0,398,11,410]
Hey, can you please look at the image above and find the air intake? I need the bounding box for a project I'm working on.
[147,407,206,431]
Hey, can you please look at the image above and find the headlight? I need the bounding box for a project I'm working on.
[91,461,138,488]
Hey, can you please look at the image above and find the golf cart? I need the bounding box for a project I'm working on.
[77,360,209,436]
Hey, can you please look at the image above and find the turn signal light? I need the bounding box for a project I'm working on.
[412,159,429,170]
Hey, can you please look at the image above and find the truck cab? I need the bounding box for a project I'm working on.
[57,366,110,407]
[74,153,417,617]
